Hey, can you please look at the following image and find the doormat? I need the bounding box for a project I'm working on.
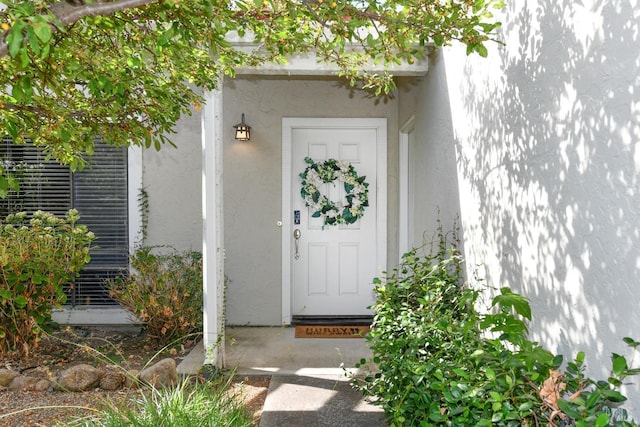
[295,325,370,338]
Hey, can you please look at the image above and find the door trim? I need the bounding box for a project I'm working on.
[281,117,387,324]
[398,116,415,259]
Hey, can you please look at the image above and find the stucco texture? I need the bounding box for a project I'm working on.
[397,54,463,249]
[440,1,640,414]
[143,109,203,252]
[222,76,400,325]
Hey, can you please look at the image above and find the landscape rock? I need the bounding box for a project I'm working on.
[8,375,39,391]
[0,369,20,387]
[139,358,177,388]
[124,369,140,388]
[1,357,179,394]
[99,368,125,391]
[35,379,51,392]
[56,364,101,392]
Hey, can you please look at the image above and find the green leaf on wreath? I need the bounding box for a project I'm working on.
[344,183,354,193]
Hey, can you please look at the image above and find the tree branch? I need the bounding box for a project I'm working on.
[0,0,158,58]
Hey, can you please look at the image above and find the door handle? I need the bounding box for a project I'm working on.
[293,229,301,260]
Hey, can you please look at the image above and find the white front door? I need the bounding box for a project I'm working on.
[282,118,387,323]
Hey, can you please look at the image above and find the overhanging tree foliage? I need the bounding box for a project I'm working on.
[0,0,504,193]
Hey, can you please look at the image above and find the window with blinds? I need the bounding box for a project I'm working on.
[0,138,129,306]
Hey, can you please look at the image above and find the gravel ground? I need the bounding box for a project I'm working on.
[0,388,141,426]
[0,378,269,426]
[0,326,269,426]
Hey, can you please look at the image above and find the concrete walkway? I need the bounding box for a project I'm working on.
[177,326,387,427]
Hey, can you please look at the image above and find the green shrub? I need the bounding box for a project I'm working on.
[109,246,203,343]
[0,210,94,357]
[355,232,640,426]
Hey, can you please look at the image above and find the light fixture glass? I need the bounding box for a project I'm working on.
[233,113,251,141]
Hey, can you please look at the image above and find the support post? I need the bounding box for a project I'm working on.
[202,87,225,367]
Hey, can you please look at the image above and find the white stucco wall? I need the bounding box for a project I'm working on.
[397,54,463,249]
[142,109,203,251]
[439,1,640,414]
[222,76,400,325]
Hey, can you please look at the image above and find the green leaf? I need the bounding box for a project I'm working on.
[585,390,602,409]
[8,22,25,57]
[489,391,501,401]
[473,0,486,13]
[518,401,534,411]
[612,353,628,376]
[623,336,640,348]
[476,43,488,58]
[14,295,28,308]
[33,21,52,43]
[601,389,626,402]
[0,289,11,299]
[594,413,610,427]
[492,287,532,320]
[26,26,41,55]
[485,368,496,380]
[0,176,9,198]
[552,354,564,368]
[557,399,581,419]
[12,82,24,102]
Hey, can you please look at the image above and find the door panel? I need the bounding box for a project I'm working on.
[290,126,378,316]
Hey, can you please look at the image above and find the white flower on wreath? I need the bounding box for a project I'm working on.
[306,169,323,187]
[341,174,357,186]
[337,160,351,173]
[353,184,367,194]
[299,157,369,226]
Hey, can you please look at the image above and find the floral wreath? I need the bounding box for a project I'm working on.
[299,156,369,226]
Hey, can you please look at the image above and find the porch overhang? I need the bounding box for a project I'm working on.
[228,32,431,76]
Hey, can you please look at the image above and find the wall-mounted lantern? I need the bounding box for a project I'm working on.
[233,113,251,141]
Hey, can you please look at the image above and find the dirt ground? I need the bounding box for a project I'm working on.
[0,325,269,426]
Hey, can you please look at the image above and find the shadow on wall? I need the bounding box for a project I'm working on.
[452,0,640,408]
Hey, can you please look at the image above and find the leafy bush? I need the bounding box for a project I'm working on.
[0,210,94,357]
[109,246,203,343]
[355,232,640,426]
